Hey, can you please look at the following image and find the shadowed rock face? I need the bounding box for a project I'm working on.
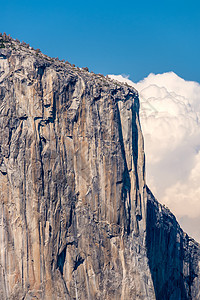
[146,187,200,300]
[0,36,199,300]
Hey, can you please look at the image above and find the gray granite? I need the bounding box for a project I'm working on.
[0,34,199,299]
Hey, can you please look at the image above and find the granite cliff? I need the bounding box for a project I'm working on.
[0,34,199,299]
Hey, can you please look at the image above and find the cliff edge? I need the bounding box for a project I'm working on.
[0,34,199,299]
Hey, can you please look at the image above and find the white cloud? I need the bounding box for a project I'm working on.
[109,72,200,242]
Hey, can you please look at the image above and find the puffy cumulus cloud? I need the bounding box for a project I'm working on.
[109,73,200,242]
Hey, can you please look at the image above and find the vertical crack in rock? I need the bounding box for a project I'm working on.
[117,94,146,237]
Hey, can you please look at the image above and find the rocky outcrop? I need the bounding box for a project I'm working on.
[0,34,199,299]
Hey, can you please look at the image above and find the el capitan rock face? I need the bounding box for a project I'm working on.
[0,35,199,299]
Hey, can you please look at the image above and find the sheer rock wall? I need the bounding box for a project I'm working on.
[0,40,154,299]
[0,37,199,299]
[146,187,200,300]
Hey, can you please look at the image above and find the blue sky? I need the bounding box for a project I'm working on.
[1,0,200,82]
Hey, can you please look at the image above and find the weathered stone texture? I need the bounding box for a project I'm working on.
[0,37,199,299]
[0,40,154,299]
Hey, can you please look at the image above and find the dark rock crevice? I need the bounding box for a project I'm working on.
[57,246,67,275]
[73,255,85,272]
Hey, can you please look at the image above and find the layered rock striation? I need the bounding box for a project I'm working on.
[0,34,199,299]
